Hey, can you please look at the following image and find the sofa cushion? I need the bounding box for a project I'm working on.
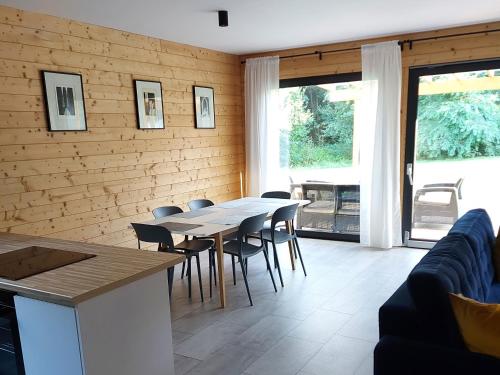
[449,293,500,359]
[449,209,495,295]
[407,234,481,347]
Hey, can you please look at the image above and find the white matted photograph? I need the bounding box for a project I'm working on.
[134,80,165,129]
[193,86,215,129]
[42,71,87,132]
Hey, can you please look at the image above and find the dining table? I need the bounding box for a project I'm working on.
[136,196,310,308]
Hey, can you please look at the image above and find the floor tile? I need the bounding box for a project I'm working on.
[300,335,374,375]
[174,321,248,360]
[288,309,352,343]
[169,239,424,374]
[245,336,322,375]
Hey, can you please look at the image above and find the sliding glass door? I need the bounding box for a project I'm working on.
[278,73,362,241]
[403,60,500,246]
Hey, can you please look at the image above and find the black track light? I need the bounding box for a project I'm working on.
[218,10,228,27]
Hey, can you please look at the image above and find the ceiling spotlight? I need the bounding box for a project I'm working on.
[218,10,228,27]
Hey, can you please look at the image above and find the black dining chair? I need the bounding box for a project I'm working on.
[130,223,178,300]
[261,191,291,230]
[153,206,188,278]
[223,212,277,306]
[261,191,291,199]
[185,199,220,288]
[187,199,214,211]
[261,203,307,287]
[151,206,216,301]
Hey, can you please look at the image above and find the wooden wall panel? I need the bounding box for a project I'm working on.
[0,5,244,247]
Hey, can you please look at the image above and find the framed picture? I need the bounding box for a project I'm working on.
[193,86,215,129]
[134,80,165,129]
[42,71,87,131]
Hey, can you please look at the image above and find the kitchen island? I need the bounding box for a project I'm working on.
[0,232,184,375]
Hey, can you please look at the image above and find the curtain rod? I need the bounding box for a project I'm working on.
[240,28,500,64]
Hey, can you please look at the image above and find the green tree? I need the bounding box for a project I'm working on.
[417,90,500,160]
[286,86,355,168]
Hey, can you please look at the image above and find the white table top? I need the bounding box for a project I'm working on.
[138,197,310,237]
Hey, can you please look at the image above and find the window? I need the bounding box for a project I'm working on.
[278,73,362,240]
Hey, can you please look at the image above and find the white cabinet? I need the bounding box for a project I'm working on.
[15,271,174,375]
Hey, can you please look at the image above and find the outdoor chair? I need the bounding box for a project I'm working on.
[413,178,464,227]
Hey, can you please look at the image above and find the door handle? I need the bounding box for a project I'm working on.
[406,163,413,186]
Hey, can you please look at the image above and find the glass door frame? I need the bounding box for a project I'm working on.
[402,59,500,248]
[280,72,362,242]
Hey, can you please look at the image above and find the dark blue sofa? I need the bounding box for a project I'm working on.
[374,209,500,374]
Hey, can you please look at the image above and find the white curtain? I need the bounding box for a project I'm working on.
[360,41,402,248]
[244,56,280,197]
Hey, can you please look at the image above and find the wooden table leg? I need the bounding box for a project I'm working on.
[214,232,226,308]
[285,220,296,270]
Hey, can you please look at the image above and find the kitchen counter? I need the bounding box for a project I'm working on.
[0,232,184,306]
[0,233,184,306]
[0,232,183,375]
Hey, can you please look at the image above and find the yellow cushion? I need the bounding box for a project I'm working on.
[448,293,500,358]
[493,227,500,282]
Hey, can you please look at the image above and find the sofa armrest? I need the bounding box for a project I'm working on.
[379,281,421,340]
[374,335,500,375]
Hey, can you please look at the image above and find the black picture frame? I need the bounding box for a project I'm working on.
[133,79,165,130]
[41,70,87,132]
[193,86,216,129]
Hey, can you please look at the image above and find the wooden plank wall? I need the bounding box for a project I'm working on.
[241,21,500,189]
[0,5,244,248]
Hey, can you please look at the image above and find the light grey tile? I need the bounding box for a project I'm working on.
[245,336,322,375]
[185,343,265,375]
[354,353,374,375]
[288,309,352,343]
[300,335,374,375]
[175,321,247,360]
[167,238,423,373]
[234,315,301,351]
[337,309,380,342]
[174,354,200,375]
[172,330,193,346]
[223,299,278,328]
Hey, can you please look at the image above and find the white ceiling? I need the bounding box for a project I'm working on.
[2,0,500,54]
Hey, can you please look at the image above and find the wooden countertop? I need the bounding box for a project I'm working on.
[0,233,184,306]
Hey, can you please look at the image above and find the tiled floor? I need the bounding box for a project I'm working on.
[168,238,426,375]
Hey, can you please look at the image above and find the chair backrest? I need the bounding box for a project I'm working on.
[152,206,183,219]
[237,212,268,243]
[188,199,214,211]
[261,191,291,199]
[271,203,299,230]
[456,178,464,199]
[131,223,174,252]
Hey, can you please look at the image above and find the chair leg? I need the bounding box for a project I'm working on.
[209,251,213,299]
[294,237,307,276]
[231,255,236,285]
[239,256,253,306]
[167,266,174,302]
[263,248,278,293]
[271,241,284,287]
[195,254,204,302]
[244,259,248,274]
[181,260,186,279]
[187,256,192,299]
